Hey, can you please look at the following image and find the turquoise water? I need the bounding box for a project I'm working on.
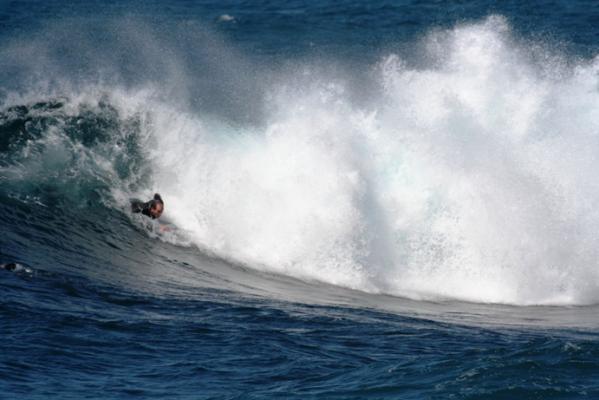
[2,1,599,398]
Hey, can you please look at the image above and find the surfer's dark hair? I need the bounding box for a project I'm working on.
[153,193,163,205]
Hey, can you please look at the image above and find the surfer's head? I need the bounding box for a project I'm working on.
[149,193,164,219]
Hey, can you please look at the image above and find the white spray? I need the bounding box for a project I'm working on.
[141,16,599,305]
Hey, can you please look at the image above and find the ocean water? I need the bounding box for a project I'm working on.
[2,0,599,398]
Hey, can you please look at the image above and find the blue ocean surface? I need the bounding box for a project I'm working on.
[2,1,599,398]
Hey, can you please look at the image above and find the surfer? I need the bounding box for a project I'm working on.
[131,193,164,220]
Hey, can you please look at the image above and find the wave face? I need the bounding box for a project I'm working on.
[2,16,599,306]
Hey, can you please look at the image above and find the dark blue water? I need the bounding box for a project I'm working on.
[2,1,599,398]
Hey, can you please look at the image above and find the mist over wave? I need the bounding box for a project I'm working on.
[2,16,599,306]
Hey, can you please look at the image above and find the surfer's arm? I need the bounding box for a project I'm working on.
[130,199,145,213]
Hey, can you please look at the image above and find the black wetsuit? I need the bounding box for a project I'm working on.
[131,199,154,218]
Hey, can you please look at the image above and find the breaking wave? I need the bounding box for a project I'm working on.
[2,16,599,305]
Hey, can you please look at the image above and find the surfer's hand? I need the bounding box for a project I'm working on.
[159,224,171,233]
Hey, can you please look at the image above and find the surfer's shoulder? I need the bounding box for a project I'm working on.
[130,198,145,213]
